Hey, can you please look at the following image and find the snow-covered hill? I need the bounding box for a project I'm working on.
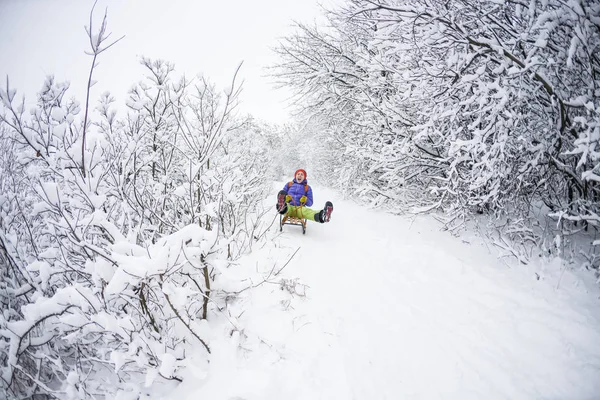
[163,185,600,400]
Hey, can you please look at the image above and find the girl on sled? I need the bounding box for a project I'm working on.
[276,169,333,223]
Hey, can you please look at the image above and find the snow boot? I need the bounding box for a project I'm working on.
[276,190,288,214]
[317,201,333,223]
[323,201,333,222]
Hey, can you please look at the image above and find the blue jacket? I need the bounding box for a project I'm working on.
[283,179,314,207]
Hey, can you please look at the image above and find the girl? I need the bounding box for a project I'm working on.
[276,169,333,223]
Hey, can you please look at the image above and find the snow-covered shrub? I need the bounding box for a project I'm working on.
[0,10,273,398]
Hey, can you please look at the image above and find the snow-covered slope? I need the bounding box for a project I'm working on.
[164,185,600,400]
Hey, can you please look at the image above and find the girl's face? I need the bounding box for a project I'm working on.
[295,171,305,181]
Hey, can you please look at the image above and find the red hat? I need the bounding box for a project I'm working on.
[294,169,307,179]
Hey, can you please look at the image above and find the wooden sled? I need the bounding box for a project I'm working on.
[280,213,307,235]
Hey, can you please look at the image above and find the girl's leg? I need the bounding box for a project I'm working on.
[276,190,288,214]
[288,206,322,223]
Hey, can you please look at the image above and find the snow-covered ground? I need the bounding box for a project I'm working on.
[160,184,600,400]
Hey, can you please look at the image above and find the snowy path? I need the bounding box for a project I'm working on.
[176,186,600,400]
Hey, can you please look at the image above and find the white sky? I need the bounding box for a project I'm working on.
[0,0,332,124]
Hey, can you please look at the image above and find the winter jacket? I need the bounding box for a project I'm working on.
[283,179,314,207]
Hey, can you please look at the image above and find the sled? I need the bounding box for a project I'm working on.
[280,210,307,235]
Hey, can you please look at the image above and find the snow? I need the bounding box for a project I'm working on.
[159,353,178,378]
[40,181,59,206]
[26,260,51,290]
[158,185,600,399]
[54,122,67,139]
[51,107,65,121]
[173,185,187,197]
[567,34,580,68]
[3,0,600,396]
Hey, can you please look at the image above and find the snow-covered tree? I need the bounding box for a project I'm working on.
[273,0,600,265]
[0,7,275,398]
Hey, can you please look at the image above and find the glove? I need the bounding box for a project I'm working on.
[285,194,292,203]
[300,195,307,204]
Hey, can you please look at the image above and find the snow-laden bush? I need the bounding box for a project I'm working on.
[0,9,275,398]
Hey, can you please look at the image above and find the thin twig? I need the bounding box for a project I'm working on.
[274,247,301,276]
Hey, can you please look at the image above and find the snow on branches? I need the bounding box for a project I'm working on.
[0,28,274,400]
[272,0,600,266]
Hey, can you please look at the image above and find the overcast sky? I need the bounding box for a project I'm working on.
[0,0,333,124]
